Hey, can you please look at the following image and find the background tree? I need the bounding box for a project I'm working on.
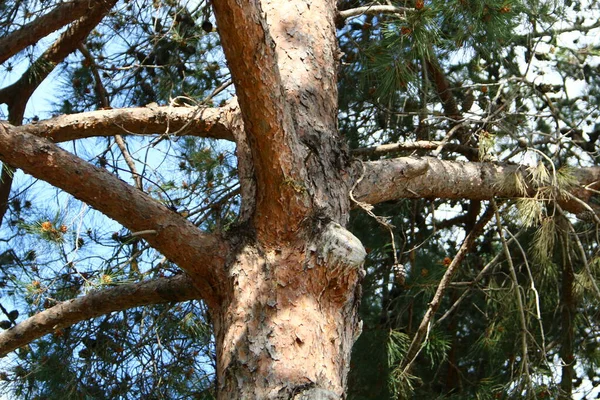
[0,0,598,399]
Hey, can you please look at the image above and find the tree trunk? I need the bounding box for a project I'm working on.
[210,1,365,397]
[213,227,365,399]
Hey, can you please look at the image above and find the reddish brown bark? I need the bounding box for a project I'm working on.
[212,236,364,399]
[213,0,351,242]
[0,0,118,121]
[210,1,364,398]
[0,1,598,399]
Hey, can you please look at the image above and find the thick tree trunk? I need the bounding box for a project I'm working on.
[210,1,364,397]
[213,226,365,399]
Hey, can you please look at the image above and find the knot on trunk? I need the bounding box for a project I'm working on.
[313,222,366,273]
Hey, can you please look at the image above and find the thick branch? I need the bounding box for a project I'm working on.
[214,1,351,240]
[0,0,118,120]
[212,0,310,237]
[0,0,94,65]
[0,274,199,357]
[9,104,237,143]
[354,157,600,214]
[0,124,228,303]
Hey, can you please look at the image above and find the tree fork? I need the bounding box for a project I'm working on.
[209,1,365,397]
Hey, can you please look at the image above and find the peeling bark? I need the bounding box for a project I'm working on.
[0,1,598,398]
[355,157,600,214]
[214,0,351,241]
[213,229,365,399]
[211,1,364,398]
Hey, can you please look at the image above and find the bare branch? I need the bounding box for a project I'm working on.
[401,204,495,373]
[80,43,142,190]
[0,274,200,357]
[0,123,229,303]
[0,0,118,120]
[10,103,238,143]
[338,5,411,21]
[351,140,478,159]
[0,0,95,65]
[354,157,600,215]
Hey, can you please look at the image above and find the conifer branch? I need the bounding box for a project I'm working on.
[0,274,200,357]
[3,104,238,143]
[0,123,229,301]
[355,157,600,215]
[400,203,495,374]
[338,5,411,21]
[0,0,96,64]
[352,140,478,159]
[0,0,119,121]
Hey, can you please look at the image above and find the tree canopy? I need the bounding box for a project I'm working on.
[0,0,599,399]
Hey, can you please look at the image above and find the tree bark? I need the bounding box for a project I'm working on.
[1,1,600,398]
[212,230,365,399]
[7,102,238,143]
[210,1,365,398]
[0,123,228,303]
[0,0,96,64]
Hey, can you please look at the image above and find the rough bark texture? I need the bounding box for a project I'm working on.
[213,0,351,240]
[0,0,118,121]
[0,274,199,357]
[0,1,599,399]
[210,1,364,398]
[355,157,600,214]
[8,103,238,143]
[212,232,364,399]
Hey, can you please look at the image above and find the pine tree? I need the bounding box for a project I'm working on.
[0,0,599,399]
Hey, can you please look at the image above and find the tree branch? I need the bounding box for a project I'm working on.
[212,0,314,238]
[0,165,14,227]
[354,157,600,215]
[0,0,118,121]
[337,5,411,21]
[80,43,141,190]
[400,204,495,373]
[0,0,96,65]
[0,274,200,357]
[8,103,238,143]
[0,123,229,304]
[351,140,478,159]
